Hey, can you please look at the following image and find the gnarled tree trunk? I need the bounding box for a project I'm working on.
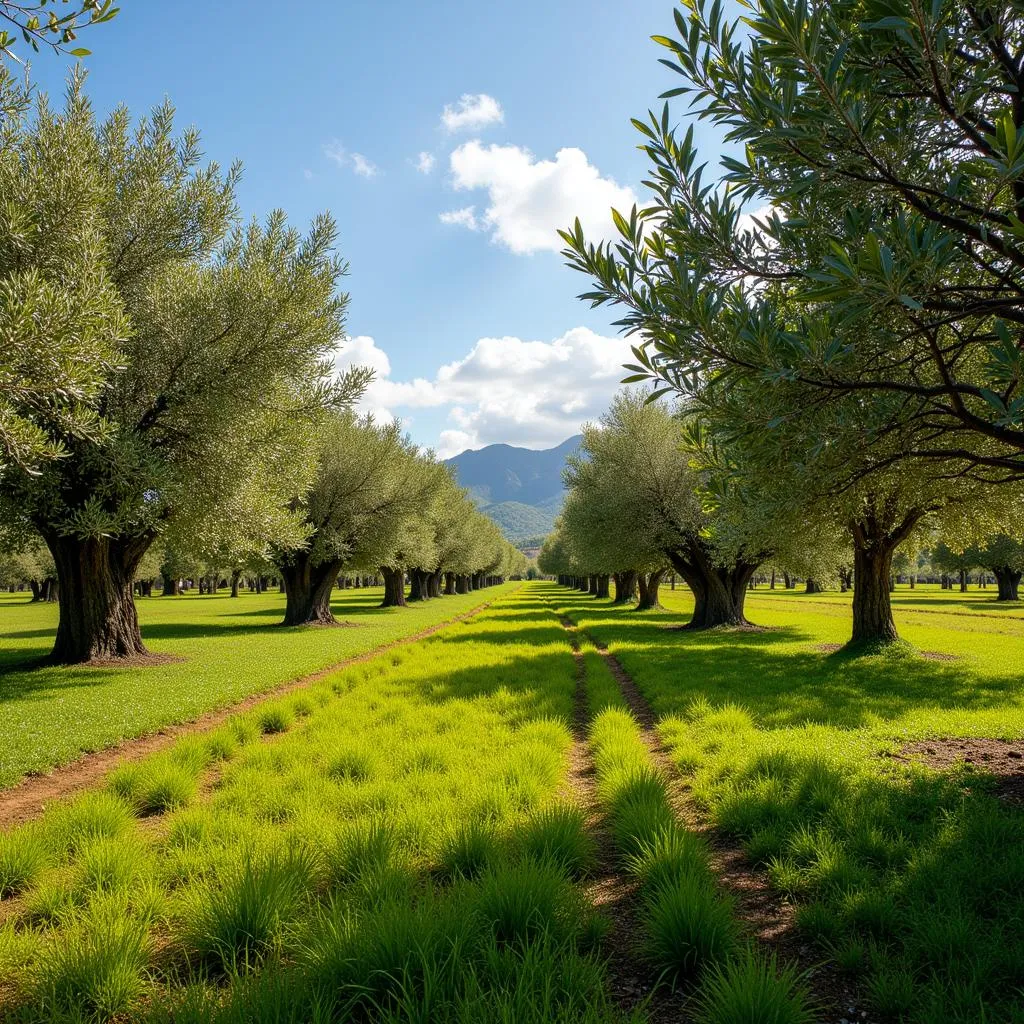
[444,571,457,595]
[456,574,470,594]
[613,570,638,604]
[667,539,762,629]
[994,566,1022,601]
[44,532,152,664]
[636,569,665,611]
[161,572,180,596]
[279,553,343,625]
[408,569,430,602]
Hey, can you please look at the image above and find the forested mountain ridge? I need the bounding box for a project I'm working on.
[445,436,581,542]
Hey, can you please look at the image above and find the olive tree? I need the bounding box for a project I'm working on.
[0,81,368,662]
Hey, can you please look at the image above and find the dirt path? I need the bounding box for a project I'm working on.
[0,595,503,830]
[568,617,872,1024]
[557,616,691,1024]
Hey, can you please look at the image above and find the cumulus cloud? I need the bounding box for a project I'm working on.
[441,93,504,133]
[438,206,479,230]
[336,328,637,457]
[447,141,637,254]
[415,151,436,174]
[323,140,379,178]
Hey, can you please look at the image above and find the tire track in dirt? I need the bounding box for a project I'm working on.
[556,615,691,1024]
[565,612,871,1024]
[0,593,508,830]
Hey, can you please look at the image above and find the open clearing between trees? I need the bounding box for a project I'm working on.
[0,581,1021,1022]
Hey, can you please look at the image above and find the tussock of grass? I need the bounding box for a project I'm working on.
[518,803,596,879]
[695,947,816,1024]
[37,901,150,1020]
[0,829,48,898]
[185,848,316,971]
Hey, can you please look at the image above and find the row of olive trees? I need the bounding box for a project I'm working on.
[556,1,1024,647]
[539,391,1024,647]
[0,68,522,663]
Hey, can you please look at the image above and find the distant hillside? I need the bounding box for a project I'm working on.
[445,436,581,543]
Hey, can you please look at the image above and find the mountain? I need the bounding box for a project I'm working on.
[445,435,581,543]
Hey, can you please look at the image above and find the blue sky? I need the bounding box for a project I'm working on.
[28,0,736,457]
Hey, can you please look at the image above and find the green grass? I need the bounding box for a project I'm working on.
[0,588,640,1023]
[0,585,514,788]
[555,581,1024,1023]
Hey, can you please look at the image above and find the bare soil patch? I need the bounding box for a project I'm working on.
[0,597,499,830]
[893,738,1024,805]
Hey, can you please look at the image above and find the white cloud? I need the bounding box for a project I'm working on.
[447,141,637,254]
[337,328,636,457]
[438,206,479,230]
[441,93,504,133]
[351,153,379,178]
[323,140,379,179]
[415,151,436,174]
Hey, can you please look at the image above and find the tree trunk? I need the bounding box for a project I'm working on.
[613,570,638,605]
[230,569,241,599]
[44,533,152,664]
[380,567,407,607]
[805,578,822,595]
[161,572,180,596]
[408,569,429,602]
[29,579,41,602]
[429,571,443,598]
[994,566,1022,601]
[848,509,921,646]
[636,569,665,611]
[455,574,469,595]
[770,569,776,590]
[278,553,343,625]
[444,571,456,595]
[596,574,610,599]
[667,539,761,629]
[783,571,793,589]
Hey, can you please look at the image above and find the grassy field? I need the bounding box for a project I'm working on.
[555,582,1024,1024]
[0,589,637,1023]
[0,586,514,789]
[0,580,1021,1022]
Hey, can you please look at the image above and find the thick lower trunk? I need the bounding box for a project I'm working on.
[455,574,470,595]
[230,569,241,599]
[959,569,968,593]
[444,571,456,596]
[161,572,180,596]
[45,533,152,663]
[614,570,638,604]
[667,540,760,629]
[29,579,41,602]
[636,569,665,611]
[994,566,1022,601]
[851,540,899,645]
[596,574,610,599]
[429,571,443,598]
[408,569,430,602]
[380,567,407,607]
[805,578,822,594]
[279,554,342,626]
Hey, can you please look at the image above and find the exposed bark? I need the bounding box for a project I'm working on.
[636,569,665,611]
[44,532,152,663]
[278,553,343,626]
[666,537,762,629]
[408,568,430,602]
[596,574,610,599]
[993,566,1022,601]
[230,568,241,599]
[849,510,923,646]
[456,574,470,595]
[612,570,638,605]
[429,571,443,598]
[28,579,41,602]
[161,572,180,596]
[380,567,407,607]
[805,578,823,595]
[444,571,456,595]
[587,574,598,596]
